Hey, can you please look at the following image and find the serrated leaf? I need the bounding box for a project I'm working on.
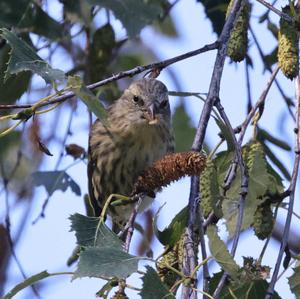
[220,142,283,237]
[0,1,64,40]
[69,213,122,248]
[0,28,65,84]
[206,225,240,280]
[87,0,163,37]
[3,271,50,299]
[289,267,300,298]
[172,104,196,152]
[209,272,281,299]
[0,43,31,104]
[68,75,107,120]
[32,171,81,196]
[74,247,140,279]
[154,205,188,247]
[140,266,175,299]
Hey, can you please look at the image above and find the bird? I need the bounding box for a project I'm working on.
[88,78,174,230]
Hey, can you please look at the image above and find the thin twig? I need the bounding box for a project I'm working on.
[1,176,42,299]
[239,66,280,145]
[212,99,248,299]
[181,1,244,298]
[202,67,280,231]
[245,59,252,113]
[0,43,218,111]
[255,0,294,23]
[265,76,300,299]
[118,196,143,295]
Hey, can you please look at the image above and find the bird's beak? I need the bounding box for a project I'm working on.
[147,103,159,124]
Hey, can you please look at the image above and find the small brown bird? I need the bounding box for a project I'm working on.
[88,78,174,229]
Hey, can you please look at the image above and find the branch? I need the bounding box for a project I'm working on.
[0,42,218,111]
[265,76,300,298]
[212,98,248,298]
[202,66,280,232]
[255,0,294,23]
[181,1,244,298]
[238,66,280,144]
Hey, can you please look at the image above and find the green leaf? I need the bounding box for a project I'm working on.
[198,1,228,35]
[154,205,188,247]
[0,1,65,40]
[0,43,31,104]
[206,225,240,280]
[68,75,107,120]
[32,171,81,196]
[3,271,50,299]
[263,142,291,181]
[87,0,163,37]
[257,128,291,151]
[209,272,281,299]
[0,131,21,158]
[95,278,119,298]
[220,142,283,237]
[88,24,116,82]
[0,28,65,84]
[69,213,122,248]
[214,116,235,151]
[74,247,140,279]
[154,15,179,37]
[60,0,92,26]
[288,267,300,299]
[140,266,175,299]
[172,104,196,152]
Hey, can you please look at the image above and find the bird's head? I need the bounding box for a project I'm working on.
[109,78,171,128]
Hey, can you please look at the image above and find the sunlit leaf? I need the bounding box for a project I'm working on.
[74,247,140,279]
[154,205,188,247]
[0,28,65,84]
[219,141,283,236]
[68,75,107,120]
[3,271,50,299]
[69,213,122,248]
[206,225,240,279]
[288,266,300,298]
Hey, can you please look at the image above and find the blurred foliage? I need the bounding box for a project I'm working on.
[0,1,298,298]
[197,0,228,35]
[172,104,196,152]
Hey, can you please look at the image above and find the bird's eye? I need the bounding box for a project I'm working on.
[133,95,144,106]
[160,99,168,109]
